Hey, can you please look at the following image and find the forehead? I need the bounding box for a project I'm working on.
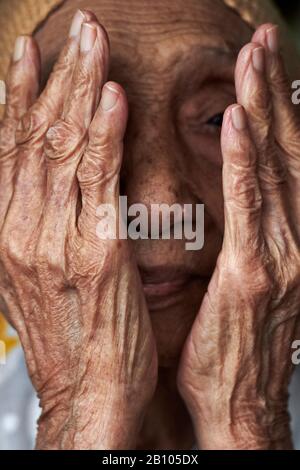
[96,0,247,32]
[36,0,253,83]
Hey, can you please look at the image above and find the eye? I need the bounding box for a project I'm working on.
[206,112,224,128]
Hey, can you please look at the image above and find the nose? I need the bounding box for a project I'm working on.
[123,114,184,210]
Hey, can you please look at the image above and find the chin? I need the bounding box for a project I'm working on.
[147,279,208,368]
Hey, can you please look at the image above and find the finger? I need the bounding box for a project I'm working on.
[41,20,110,250]
[15,10,95,154]
[221,104,262,255]
[13,9,91,176]
[235,42,288,225]
[63,20,110,128]
[0,36,40,228]
[44,19,110,166]
[2,11,92,255]
[4,36,40,121]
[36,9,96,121]
[77,82,128,237]
[77,82,128,239]
[252,24,300,237]
[252,24,300,172]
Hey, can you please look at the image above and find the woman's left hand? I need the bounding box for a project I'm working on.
[177,24,300,450]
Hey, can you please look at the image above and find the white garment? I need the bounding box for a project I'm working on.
[0,345,300,450]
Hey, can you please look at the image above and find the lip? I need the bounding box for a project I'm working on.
[142,278,190,298]
[139,265,207,310]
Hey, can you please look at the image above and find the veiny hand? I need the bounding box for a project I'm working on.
[178,24,300,450]
[0,10,157,449]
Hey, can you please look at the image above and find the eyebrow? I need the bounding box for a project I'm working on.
[172,44,237,99]
[175,46,235,84]
[185,44,238,63]
[185,42,241,76]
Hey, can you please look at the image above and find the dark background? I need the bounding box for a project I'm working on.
[275,0,300,23]
[274,0,300,46]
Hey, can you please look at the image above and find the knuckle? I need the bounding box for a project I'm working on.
[226,137,252,163]
[88,122,115,148]
[70,237,119,283]
[72,65,94,94]
[62,68,96,116]
[78,138,122,186]
[0,118,17,157]
[0,232,25,269]
[217,246,274,294]
[247,88,271,123]
[35,232,67,279]
[35,246,65,281]
[15,105,48,146]
[44,118,86,162]
[220,254,272,296]
[227,171,262,210]
[50,48,75,76]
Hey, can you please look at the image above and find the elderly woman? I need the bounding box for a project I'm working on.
[0,0,299,450]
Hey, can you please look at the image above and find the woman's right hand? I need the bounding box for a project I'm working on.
[0,10,157,450]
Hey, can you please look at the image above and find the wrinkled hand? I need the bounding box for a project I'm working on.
[0,11,157,449]
[178,24,300,450]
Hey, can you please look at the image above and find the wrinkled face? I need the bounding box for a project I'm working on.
[36,0,253,366]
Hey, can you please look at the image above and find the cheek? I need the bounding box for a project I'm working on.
[185,132,223,166]
[187,137,223,198]
[175,82,236,211]
[175,132,224,228]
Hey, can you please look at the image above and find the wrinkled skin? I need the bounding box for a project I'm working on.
[0,12,157,450]
[0,0,299,450]
[178,26,300,449]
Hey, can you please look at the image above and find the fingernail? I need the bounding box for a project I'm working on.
[266,26,279,54]
[80,23,97,53]
[231,105,247,131]
[101,84,119,111]
[252,47,265,73]
[13,36,26,62]
[69,10,85,38]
